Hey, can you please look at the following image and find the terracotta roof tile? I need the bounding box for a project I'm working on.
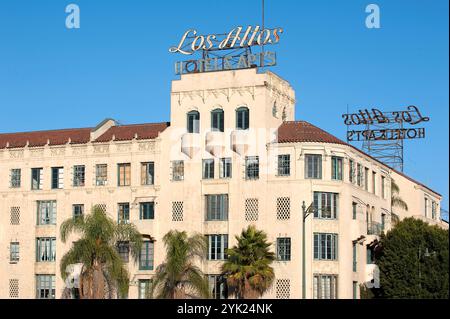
[94,122,169,143]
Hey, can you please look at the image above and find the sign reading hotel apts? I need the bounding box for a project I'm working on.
[169,25,283,75]
[343,106,430,142]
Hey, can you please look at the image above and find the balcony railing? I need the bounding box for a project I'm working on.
[367,221,383,236]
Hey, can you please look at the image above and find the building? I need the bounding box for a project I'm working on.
[0,68,446,299]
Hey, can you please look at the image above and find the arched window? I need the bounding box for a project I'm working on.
[236,107,250,130]
[187,111,200,133]
[211,109,224,132]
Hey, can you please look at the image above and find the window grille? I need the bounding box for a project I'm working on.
[276,279,290,299]
[245,198,259,221]
[10,207,20,225]
[9,279,19,298]
[276,197,291,220]
[172,202,184,222]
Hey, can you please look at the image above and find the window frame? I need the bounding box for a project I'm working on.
[313,274,338,299]
[37,201,57,225]
[51,167,64,189]
[203,159,215,180]
[313,192,339,220]
[73,165,86,187]
[118,203,130,224]
[10,169,21,188]
[236,107,249,130]
[276,237,291,261]
[305,154,322,179]
[207,234,228,261]
[10,242,20,263]
[277,154,291,177]
[72,204,84,219]
[140,202,155,220]
[31,168,43,190]
[172,160,184,181]
[95,164,108,186]
[331,156,343,181]
[313,233,338,261]
[205,194,229,221]
[36,237,57,262]
[141,162,155,186]
[36,275,55,299]
[245,156,260,180]
[117,163,131,187]
[139,241,154,271]
[211,109,224,132]
[219,158,232,179]
[187,110,200,134]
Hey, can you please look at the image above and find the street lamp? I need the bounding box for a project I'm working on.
[418,247,436,297]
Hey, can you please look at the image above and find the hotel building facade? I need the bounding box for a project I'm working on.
[0,68,447,299]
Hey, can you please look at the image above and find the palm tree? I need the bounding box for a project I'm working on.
[221,225,275,299]
[60,205,143,299]
[151,230,210,299]
[391,179,408,225]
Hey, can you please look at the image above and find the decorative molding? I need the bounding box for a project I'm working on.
[72,146,87,156]
[30,148,44,158]
[9,150,24,159]
[51,147,66,157]
[138,142,155,152]
[93,145,110,154]
[116,144,131,152]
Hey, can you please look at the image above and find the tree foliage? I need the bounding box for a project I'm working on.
[375,218,449,299]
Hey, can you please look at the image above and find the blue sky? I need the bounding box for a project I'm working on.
[0,0,448,209]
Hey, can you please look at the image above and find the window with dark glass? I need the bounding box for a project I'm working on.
[352,202,357,220]
[207,235,228,260]
[277,238,291,261]
[305,155,322,179]
[139,241,154,270]
[51,167,64,189]
[141,162,155,185]
[277,155,290,176]
[140,202,154,220]
[331,157,343,181]
[203,159,214,179]
[118,163,131,186]
[187,111,200,133]
[73,165,85,187]
[117,241,130,263]
[31,168,43,190]
[208,275,228,299]
[364,168,369,191]
[211,109,224,132]
[367,247,375,264]
[73,204,84,219]
[11,169,21,188]
[219,158,232,179]
[313,192,338,219]
[245,156,259,180]
[236,107,249,130]
[313,233,338,261]
[118,203,130,223]
[352,243,357,272]
[206,195,228,221]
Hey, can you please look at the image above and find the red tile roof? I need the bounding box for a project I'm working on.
[277,121,441,197]
[94,122,170,143]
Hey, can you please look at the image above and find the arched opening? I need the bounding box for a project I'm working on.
[236,107,250,130]
[211,109,224,132]
[187,111,200,133]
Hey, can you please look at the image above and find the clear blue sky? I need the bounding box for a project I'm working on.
[0,0,448,209]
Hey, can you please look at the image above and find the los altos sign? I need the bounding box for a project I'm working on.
[169,25,283,75]
[343,106,430,142]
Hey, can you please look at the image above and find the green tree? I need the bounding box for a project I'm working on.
[376,218,449,299]
[60,205,143,299]
[221,225,275,299]
[151,230,210,299]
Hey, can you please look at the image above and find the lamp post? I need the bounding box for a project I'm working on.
[417,247,436,298]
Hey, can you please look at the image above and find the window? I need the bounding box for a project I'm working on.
[424,198,429,218]
[138,279,152,299]
[207,235,228,260]
[117,241,130,263]
[172,161,184,181]
[37,201,57,225]
[367,247,375,264]
[140,202,154,220]
[219,158,232,179]
[10,242,19,263]
[36,238,56,262]
[277,155,290,176]
[31,168,43,190]
[352,243,357,272]
[203,159,215,179]
[51,167,64,189]
[364,168,369,191]
[372,172,376,194]
[352,202,357,220]
[331,156,343,181]
[187,111,200,133]
[353,281,358,299]
[36,275,55,299]
[236,107,249,130]
[118,203,130,223]
[305,154,322,179]
[10,169,21,188]
[206,195,228,221]
[313,192,338,219]
[141,162,155,186]
[313,233,338,261]
[73,204,84,218]
[211,109,224,132]
[313,275,338,299]
[277,238,291,261]
[349,160,355,183]
[381,176,386,199]
[245,156,259,180]
[208,275,228,299]
[73,165,85,187]
[432,202,437,220]
[118,163,131,186]
[139,241,154,270]
[357,164,363,187]
[381,213,386,231]
[95,164,108,186]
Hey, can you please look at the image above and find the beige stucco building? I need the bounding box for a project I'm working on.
[0,69,447,299]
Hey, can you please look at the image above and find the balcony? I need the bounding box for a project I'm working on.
[230,130,250,156]
[181,133,201,158]
[205,131,226,157]
[367,221,383,236]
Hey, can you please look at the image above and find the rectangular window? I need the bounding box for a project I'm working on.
[31,168,43,190]
[37,201,57,225]
[116,241,130,263]
[73,165,85,187]
[357,164,362,187]
[313,192,339,219]
[367,247,375,264]
[305,154,322,179]
[211,110,224,132]
[313,233,338,261]
[51,167,64,189]
[36,238,56,262]
[205,194,229,221]
[372,171,376,194]
[72,204,84,219]
[138,279,152,299]
[313,275,338,299]
[207,235,228,260]
[208,275,228,299]
[10,242,19,263]
[364,168,369,191]
[381,176,386,199]
[381,213,386,231]
[349,160,355,183]
[277,155,291,177]
[118,203,130,223]
[432,202,437,220]
[139,241,154,270]
[352,202,357,220]
[140,202,154,220]
[424,197,429,218]
[203,159,215,179]
[10,169,21,188]
[36,275,55,299]
[353,281,358,299]
[245,156,259,180]
[352,243,357,272]
[95,164,108,186]
[331,156,343,181]
[172,161,184,181]
[118,163,131,186]
[277,238,291,261]
[141,162,155,185]
[219,158,232,179]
